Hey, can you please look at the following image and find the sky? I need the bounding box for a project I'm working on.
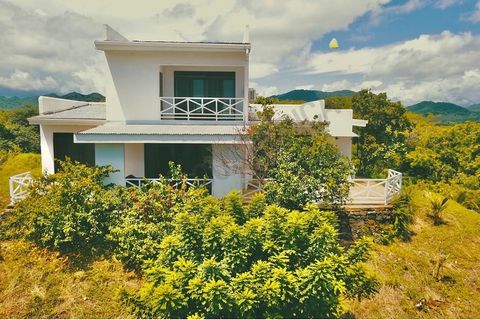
[1,0,480,106]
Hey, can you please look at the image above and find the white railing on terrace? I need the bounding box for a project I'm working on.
[349,169,402,205]
[243,169,403,206]
[125,177,213,190]
[159,97,244,121]
[9,172,34,204]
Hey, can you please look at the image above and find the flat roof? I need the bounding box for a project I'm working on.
[95,40,251,53]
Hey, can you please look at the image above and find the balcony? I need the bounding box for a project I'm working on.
[160,97,245,121]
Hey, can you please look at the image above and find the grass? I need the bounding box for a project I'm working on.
[346,188,480,318]
[0,153,41,208]
[0,240,140,318]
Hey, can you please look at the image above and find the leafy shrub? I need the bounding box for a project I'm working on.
[122,201,378,318]
[18,160,121,256]
[426,192,449,225]
[109,180,216,270]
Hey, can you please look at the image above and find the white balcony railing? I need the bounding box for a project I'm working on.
[160,97,244,121]
[125,177,213,190]
[9,172,34,204]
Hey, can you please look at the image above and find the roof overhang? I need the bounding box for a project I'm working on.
[95,40,251,53]
[74,124,246,144]
[28,116,105,126]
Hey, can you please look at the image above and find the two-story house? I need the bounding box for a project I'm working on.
[28,26,370,198]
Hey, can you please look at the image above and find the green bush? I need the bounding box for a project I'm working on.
[17,160,121,256]
[122,202,378,318]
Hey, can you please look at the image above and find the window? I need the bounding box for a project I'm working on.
[53,133,95,172]
[174,71,235,97]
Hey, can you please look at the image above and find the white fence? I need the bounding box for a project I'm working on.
[9,170,402,207]
[244,169,402,206]
[9,172,34,205]
[349,169,402,205]
[160,97,244,121]
[125,177,213,190]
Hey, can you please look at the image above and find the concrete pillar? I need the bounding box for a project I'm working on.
[124,143,144,177]
[212,144,245,197]
[95,143,125,185]
[40,126,55,174]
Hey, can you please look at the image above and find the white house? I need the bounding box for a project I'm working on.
[28,26,370,198]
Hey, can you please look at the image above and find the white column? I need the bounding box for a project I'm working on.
[333,137,352,159]
[40,125,55,174]
[212,144,245,197]
[124,143,145,177]
[95,144,125,185]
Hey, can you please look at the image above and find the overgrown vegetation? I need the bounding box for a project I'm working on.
[2,161,379,318]
[248,101,353,209]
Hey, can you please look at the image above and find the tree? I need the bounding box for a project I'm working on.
[352,90,412,177]
[246,100,353,209]
[122,203,378,318]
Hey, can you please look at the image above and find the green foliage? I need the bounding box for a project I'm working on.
[0,105,39,153]
[0,152,41,209]
[249,100,353,210]
[16,160,121,256]
[123,202,378,318]
[352,90,412,177]
[325,95,353,109]
[391,190,413,241]
[426,192,449,225]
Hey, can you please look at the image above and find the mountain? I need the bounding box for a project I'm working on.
[467,103,480,113]
[408,101,480,123]
[0,96,38,109]
[272,89,355,102]
[0,92,105,109]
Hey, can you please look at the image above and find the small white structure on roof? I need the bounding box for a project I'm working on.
[28,26,367,198]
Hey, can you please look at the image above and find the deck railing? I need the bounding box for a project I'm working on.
[9,172,34,204]
[160,97,244,121]
[125,177,213,190]
[349,169,402,205]
[243,169,403,205]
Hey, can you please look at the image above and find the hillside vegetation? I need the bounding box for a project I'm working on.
[0,92,105,109]
[347,189,480,318]
[272,89,354,102]
[408,101,480,123]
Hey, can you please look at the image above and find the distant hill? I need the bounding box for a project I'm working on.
[467,103,480,113]
[0,96,38,109]
[408,101,480,123]
[0,92,105,109]
[272,89,355,102]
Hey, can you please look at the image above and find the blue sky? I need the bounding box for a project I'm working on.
[1,0,480,105]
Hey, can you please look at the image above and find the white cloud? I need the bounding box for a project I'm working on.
[295,84,315,90]
[250,81,278,97]
[0,0,389,94]
[467,1,480,22]
[434,0,463,9]
[0,0,105,94]
[250,63,279,79]
[305,31,480,104]
[321,80,352,91]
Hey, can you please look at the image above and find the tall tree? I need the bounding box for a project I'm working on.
[352,90,412,177]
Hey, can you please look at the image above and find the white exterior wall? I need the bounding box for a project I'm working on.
[95,144,125,185]
[39,124,97,174]
[125,144,144,177]
[104,51,248,123]
[212,144,246,197]
[333,137,352,159]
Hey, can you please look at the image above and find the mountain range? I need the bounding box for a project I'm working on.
[271,89,479,123]
[0,92,105,109]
